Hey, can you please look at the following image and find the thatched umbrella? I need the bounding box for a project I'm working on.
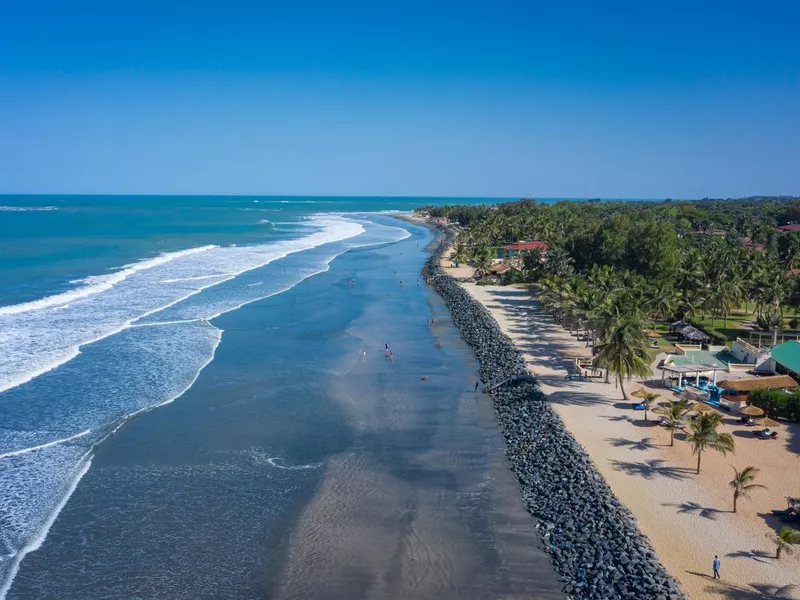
[631,388,648,399]
[762,417,779,427]
[740,405,765,417]
[693,403,714,413]
[644,329,662,338]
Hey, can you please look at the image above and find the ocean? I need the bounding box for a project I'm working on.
[0,196,560,599]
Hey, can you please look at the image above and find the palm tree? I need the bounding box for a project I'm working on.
[592,317,652,400]
[647,281,680,323]
[770,526,800,559]
[686,412,735,474]
[641,391,659,421]
[545,246,574,276]
[661,401,687,446]
[729,466,766,513]
[472,247,495,278]
[452,241,470,267]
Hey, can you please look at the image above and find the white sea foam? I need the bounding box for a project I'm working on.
[159,275,223,284]
[0,214,412,595]
[0,245,217,317]
[0,206,57,212]
[265,458,322,470]
[0,217,362,394]
[0,430,91,460]
[0,455,92,599]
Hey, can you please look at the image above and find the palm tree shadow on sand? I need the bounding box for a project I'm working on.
[725,549,773,563]
[690,576,799,600]
[605,436,658,451]
[662,501,725,520]
[609,458,693,480]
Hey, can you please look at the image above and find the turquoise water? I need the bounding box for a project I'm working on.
[0,195,506,306]
[669,349,735,367]
[0,196,561,598]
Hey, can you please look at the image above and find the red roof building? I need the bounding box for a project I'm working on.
[498,241,549,258]
[777,224,800,232]
[502,241,549,252]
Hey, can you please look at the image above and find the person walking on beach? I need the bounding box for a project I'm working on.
[712,555,721,579]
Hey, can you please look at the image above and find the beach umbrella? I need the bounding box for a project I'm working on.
[644,329,662,338]
[631,388,648,399]
[762,417,779,427]
[740,405,765,417]
[693,403,714,413]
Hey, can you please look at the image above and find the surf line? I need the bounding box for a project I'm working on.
[0,429,92,460]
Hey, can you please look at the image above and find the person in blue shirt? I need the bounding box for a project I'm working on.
[712,555,721,579]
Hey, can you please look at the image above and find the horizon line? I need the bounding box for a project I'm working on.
[0,192,708,201]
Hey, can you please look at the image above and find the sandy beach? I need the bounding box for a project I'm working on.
[444,259,800,600]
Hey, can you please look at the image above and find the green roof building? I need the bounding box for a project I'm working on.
[769,340,800,377]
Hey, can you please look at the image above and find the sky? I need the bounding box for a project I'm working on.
[0,0,798,198]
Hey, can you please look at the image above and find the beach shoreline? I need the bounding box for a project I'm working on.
[422,231,686,599]
[424,223,800,599]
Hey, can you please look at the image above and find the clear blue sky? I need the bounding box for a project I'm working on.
[1,0,798,198]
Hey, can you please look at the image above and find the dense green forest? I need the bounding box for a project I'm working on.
[417,197,800,396]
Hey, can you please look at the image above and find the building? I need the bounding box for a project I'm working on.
[498,241,549,259]
[777,224,800,233]
[766,340,800,378]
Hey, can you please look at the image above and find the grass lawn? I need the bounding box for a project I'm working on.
[691,310,754,345]
[689,307,800,346]
[645,323,677,362]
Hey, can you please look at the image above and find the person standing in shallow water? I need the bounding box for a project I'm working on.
[712,555,720,579]
[475,381,480,392]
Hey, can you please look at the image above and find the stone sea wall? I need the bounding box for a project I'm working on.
[422,230,686,600]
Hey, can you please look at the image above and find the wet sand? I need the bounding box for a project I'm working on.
[274,235,562,599]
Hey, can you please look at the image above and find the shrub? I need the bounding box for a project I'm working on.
[756,310,782,331]
[749,388,800,422]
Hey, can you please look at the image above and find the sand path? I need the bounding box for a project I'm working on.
[460,282,800,600]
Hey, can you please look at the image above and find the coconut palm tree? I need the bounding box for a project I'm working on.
[545,246,574,276]
[452,242,470,267]
[592,317,652,400]
[770,526,800,559]
[647,281,680,323]
[686,412,735,474]
[661,401,688,446]
[641,392,659,421]
[472,247,495,278]
[729,466,766,513]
